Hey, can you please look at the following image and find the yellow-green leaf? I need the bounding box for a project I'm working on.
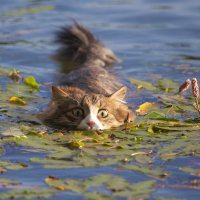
[136,102,159,114]
[8,96,27,105]
[24,76,40,90]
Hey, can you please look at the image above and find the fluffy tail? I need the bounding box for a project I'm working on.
[54,23,120,67]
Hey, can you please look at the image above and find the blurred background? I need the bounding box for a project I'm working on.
[1,0,200,85]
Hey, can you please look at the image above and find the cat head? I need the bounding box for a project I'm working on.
[39,86,135,130]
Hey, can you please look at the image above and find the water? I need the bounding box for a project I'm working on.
[0,0,200,199]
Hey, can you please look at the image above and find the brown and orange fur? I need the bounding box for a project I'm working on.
[39,23,135,130]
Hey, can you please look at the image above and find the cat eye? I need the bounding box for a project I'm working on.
[72,108,84,118]
[98,109,108,118]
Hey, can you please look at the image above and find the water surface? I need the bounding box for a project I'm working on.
[0,0,200,199]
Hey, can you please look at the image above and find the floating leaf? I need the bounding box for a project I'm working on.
[159,137,200,159]
[171,179,200,189]
[30,157,82,169]
[123,164,169,179]
[8,96,27,105]
[130,79,157,90]
[45,174,156,199]
[179,167,200,176]
[24,76,40,90]
[0,188,55,199]
[0,127,23,137]
[5,83,38,100]
[134,154,152,164]
[0,178,20,188]
[154,123,200,131]
[156,79,179,92]
[0,66,11,76]
[160,153,177,161]
[146,111,166,119]
[0,160,28,171]
[1,64,200,200]
[67,141,85,149]
[136,102,160,114]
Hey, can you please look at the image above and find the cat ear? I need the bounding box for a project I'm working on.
[109,86,127,101]
[52,86,68,100]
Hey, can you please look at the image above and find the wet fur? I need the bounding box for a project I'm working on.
[39,23,135,130]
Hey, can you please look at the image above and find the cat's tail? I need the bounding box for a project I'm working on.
[53,22,120,67]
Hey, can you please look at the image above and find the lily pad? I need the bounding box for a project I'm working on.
[45,174,156,199]
[0,160,28,171]
[130,79,157,90]
[0,178,20,188]
[122,164,169,179]
[179,167,200,176]
[0,188,55,199]
[155,79,179,92]
[146,111,166,119]
[1,64,200,200]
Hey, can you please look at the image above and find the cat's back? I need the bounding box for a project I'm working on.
[53,23,122,95]
[58,65,123,95]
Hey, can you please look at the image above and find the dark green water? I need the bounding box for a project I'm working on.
[0,0,200,199]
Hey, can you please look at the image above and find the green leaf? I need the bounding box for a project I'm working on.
[160,153,177,161]
[154,123,200,131]
[67,141,85,149]
[24,76,40,90]
[30,157,82,169]
[45,174,156,199]
[0,188,55,199]
[84,192,112,200]
[0,178,20,188]
[146,111,166,119]
[155,79,179,92]
[0,160,28,171]
[179,167,200,176]
[130,79,157,90]
[123,164,169,179]
[45,176,85,193]
[134,154,152,164]
[0,65,11,76]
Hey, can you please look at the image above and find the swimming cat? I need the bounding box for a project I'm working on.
[39,23,135,130]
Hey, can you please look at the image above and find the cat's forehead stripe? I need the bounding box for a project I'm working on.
[82,94,103,106]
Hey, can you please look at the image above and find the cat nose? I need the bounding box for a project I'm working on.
[87,121,96,129]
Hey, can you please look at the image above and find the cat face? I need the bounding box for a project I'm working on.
[39,86,135,130]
